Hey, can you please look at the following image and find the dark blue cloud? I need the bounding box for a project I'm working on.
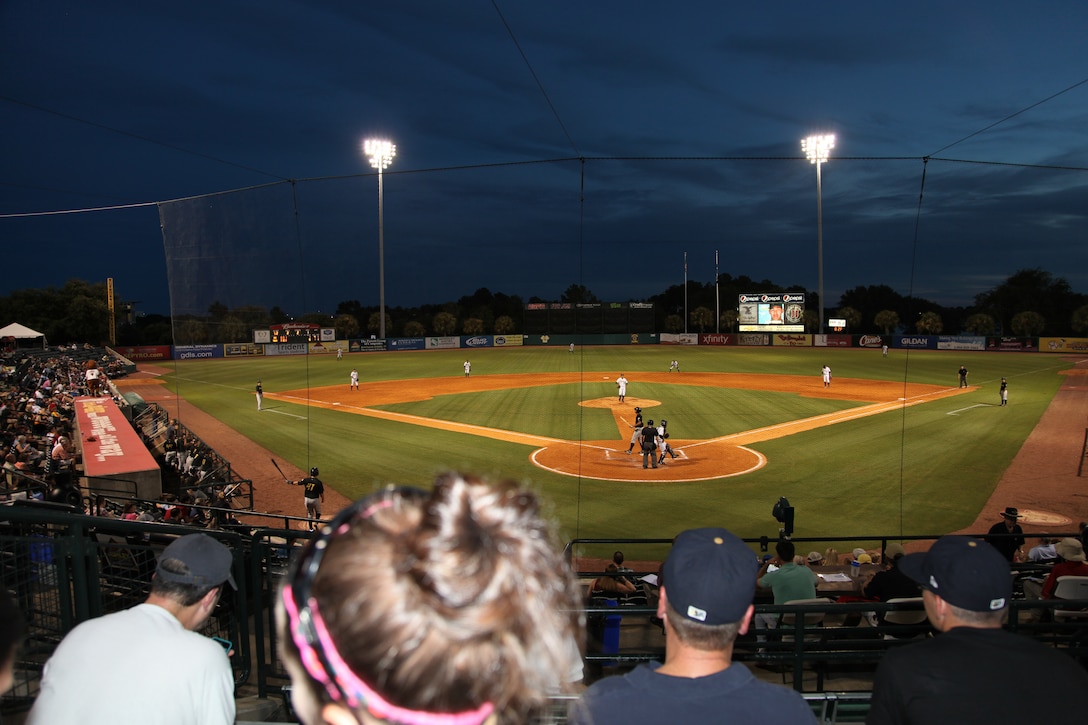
[2,1,1086,318]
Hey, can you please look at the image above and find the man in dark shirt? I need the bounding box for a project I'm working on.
[866,536,1088,725]
[570,528,816,725]
[984,507,1025,562]
[863,543,922,628]
[296,467,324,532]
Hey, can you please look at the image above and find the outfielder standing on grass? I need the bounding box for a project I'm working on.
[292,467,325,531]
[255,379,263,411]
[1000,377,1008,406]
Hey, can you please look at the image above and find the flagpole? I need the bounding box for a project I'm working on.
[683,251,688,334]
[714,250,720,333]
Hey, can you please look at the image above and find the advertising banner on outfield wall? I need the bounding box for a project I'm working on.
[264,343,308,356]
[986,337,1037,352]
[308,341,345,355]
[857,335,886,349]
[813,334,849,347]
[461,336,493,348]
[114,345,172,361]
[173,344,223,360]
[773,334,811,347]
[352,339,387,352]
[224,343,263,357]
[660,333,699,345]
[896,336,937,349]
[388,338,425,351]
[735,333,770,347]
[426,336,460,350]
[493,335,524,347]
[1040,337,1088,353]
[937,336,986,351]
[699,333,733,346]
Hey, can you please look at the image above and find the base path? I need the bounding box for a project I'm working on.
[268,372,965,483]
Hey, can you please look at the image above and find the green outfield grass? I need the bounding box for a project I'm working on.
[160,346,1073,560]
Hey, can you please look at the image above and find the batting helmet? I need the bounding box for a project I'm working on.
[310,467,319,477]
[634,407,641,413]
[661,419,667,426]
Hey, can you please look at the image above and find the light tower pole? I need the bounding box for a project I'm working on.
[363,138,396,339]
[801,134,834,332]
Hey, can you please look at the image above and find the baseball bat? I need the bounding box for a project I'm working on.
[271,458,292,484]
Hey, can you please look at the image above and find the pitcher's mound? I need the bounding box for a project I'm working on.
[531,439,765,482]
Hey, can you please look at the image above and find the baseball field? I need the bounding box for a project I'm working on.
[150,345,1077,560]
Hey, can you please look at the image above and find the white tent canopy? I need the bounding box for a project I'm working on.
[0,322,47,347]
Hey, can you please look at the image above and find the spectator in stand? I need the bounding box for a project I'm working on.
[862,543,922,625]
[28,534,237,724]
[277,473,583,725]
[1026,536,1058,562]
[823,547,841,566]
[1,588,26,695]
[755,539,817,634]
[985,507,1026,562]
[570,528,816,725]
[806,551,824,566]
[866,536,1088,725]
[1036,538,1088,601]
[591,563,637,599]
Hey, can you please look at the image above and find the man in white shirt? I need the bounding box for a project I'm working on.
[29,534,237,725]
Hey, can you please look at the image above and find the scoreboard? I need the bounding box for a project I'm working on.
[255,324,335,344]
[269,327,324,343]
[738,292,805,332]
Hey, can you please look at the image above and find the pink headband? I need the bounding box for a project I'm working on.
[282,496,495,725]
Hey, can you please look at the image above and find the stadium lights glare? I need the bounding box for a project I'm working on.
[801,134,835,165]
[801,134,834,332]
[362,138,396,339]
[364,139,396,170]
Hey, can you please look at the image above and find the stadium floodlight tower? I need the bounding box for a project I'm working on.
[363,138,396,340]
[801,133,835,332]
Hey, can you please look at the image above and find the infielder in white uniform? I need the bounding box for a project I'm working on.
[616,374,628,402]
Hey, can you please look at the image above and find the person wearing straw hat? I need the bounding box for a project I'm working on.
[1038,538,1088,600]
[984,507,1025,562]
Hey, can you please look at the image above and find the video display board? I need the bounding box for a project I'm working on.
[738,292,805,332]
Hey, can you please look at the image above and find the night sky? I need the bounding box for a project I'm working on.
[3,1,1086,318]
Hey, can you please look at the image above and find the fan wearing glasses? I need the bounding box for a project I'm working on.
[278,472,585,725]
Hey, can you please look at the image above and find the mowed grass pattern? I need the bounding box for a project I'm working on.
[161,345,1073,559]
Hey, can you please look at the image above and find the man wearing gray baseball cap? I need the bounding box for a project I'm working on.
[29,533,237,724]
[570,527,816,724]
[867,535,1088,725]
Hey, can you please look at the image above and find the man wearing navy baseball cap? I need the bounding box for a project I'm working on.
[570,527,816,725]
[867,536,1087,725]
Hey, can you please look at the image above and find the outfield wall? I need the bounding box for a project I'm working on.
[109,335,1080,362]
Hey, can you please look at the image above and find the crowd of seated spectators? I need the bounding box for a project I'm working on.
[0,346,121,501]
